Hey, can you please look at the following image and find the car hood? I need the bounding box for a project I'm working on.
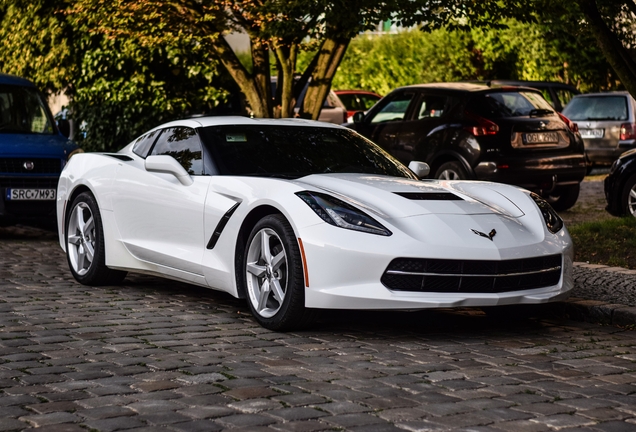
[295,173,527,219]
[0,133,75,158]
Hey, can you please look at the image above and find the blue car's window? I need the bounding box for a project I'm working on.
[149,127,204,175]
[0,85,54,134]
[199,125,416,180]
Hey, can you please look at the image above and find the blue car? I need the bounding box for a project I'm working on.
[0,73,81,225]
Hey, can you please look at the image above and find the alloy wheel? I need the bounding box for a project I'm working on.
[67,202,96,276]
[245,228,288,318]
[629,183,636,217]
[438,169,461,180]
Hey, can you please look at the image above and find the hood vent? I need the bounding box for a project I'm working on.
[394,192,463,201]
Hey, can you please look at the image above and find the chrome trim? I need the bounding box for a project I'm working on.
[386,266,562,278]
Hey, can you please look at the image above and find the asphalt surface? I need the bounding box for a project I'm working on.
[1,222,636,431]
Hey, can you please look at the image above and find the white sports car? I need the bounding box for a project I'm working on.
[57,116,573,330]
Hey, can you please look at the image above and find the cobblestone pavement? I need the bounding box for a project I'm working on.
[1,227,636,432]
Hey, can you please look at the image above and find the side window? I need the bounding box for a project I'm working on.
[132,130,160,158]
[369,93,414,124]
[540,89,554,109]
[415,95,448,119]
[150,127,204,175]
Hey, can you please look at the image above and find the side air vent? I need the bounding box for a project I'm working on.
[104,154,134,161]
[207,202,240,249]
[393,192,463,201]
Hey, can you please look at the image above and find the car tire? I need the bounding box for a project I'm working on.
[621,173,636,217]
[65,192,127,286]
[243,214,315,331]
[545,184,580,211]
[435,161,468,180]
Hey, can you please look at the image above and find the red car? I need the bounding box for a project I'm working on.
[334,90,382,121]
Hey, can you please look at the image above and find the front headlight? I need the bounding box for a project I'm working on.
[296,191,392,236]
[530,192,563,234]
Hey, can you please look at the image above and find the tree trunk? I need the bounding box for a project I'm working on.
[300,37,350,120]
[579,0,636,97]
[274,44,298,118]
[250,38,273,117]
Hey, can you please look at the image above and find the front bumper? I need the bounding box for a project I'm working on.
[299,216,574,310]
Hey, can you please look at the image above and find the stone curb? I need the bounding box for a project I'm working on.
[549,262,636,327]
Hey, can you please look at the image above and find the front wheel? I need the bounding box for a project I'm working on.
[243,214,315,331]
[435,161,468,180]
[545,184,580,212]
[621,174,636,217]
[65,192,127,285]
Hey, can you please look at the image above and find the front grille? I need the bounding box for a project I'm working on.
[381,254,562,293]
[0,158,62,174]
[0,178,59,189]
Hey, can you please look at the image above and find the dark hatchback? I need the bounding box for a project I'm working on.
[605,148,636,217]
[0,73,80,225]
[348,83,587,210]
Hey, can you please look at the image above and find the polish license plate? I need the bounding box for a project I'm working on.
[6,188,56,201]
[523,132,559,144]
[579,128,604,139]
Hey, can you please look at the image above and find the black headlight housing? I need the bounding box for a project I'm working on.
[296,191,392,236]
[530,192,563,234]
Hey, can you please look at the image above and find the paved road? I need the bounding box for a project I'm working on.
[1,227,635,431]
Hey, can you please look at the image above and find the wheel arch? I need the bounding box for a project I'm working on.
[62,184,94,237]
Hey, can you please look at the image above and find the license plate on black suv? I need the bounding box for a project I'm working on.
[5,188,56,200]
[523,132,559,144]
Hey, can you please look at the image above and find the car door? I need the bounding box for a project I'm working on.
[112,126,210,280]
[392,92,451,165]
[354,91,417,155]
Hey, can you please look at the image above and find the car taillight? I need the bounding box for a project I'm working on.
[558,112,578,133]
[464,111,499,136]
[620,123,636,140]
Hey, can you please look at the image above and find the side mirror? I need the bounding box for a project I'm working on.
[352,111,365,123]
[408,161,430,179]
[145,155,193,186]
[57,119,71,138]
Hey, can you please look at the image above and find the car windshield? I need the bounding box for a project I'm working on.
[0,84,55,134]
[467,91,555,119]
[199,125,416,179]
[562,96,628,121]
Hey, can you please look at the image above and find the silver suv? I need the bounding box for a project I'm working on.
[562,91,636,166]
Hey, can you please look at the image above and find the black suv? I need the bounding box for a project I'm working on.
[349,83,587,210]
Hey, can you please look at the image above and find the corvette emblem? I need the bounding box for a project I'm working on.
[471,228,497,241]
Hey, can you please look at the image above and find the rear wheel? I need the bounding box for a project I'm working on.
[243,214,315,331]
[435,161,468,180]
[65,192,127,285]
[544,184,580,211]
[621,174,636,217]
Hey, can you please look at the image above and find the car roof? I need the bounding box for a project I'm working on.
[571,91,633,98]
[149,116,347,132]
[396,82,541,94]
[0,73,36,87]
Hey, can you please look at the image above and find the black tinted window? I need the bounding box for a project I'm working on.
[132,130,160,158]
[562,96,628,121]
[338,93,381,111]
[199,125,415,179]
[369,93,414,123]
[467,91,555,119]
[150,127,204,175]
[415,95,448,119]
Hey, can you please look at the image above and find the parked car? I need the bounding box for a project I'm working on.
[348,83,587,211]
[271,78,348,124]
[604,148,636,217]
[562,92,636,167]
[0,73,81,225]
[486,80,579,112]
[334,90,382,121]
[57,116,573,330]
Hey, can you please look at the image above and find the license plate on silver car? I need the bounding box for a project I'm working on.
[6,189,56,200]
[523,132,559,144]
[579,128,604,139]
